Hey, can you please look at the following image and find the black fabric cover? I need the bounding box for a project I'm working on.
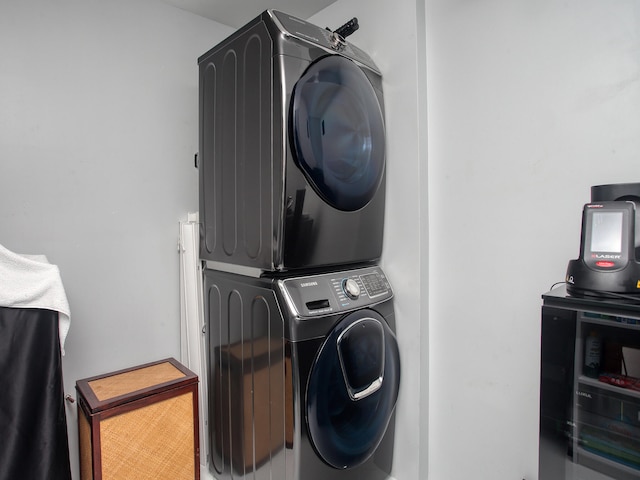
[0,307,72,480]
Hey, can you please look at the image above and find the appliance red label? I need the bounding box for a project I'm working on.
[595,261,616,267]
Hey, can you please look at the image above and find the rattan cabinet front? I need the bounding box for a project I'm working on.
[75,358,199,480]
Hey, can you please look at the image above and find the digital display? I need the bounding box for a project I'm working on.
[590,211,623,253]
[360,272,389,297]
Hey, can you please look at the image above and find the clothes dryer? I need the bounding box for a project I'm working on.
[198,10,387,273]
[204,265,400,479]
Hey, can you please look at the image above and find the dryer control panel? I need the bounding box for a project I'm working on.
[278,266,393,319]
[270,10,379,73]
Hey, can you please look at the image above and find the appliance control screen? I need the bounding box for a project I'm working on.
[360,272,390,298]
[590,211,623,253]
[581,202,634,271]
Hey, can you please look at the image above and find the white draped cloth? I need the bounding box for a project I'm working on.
[0,243,70,353]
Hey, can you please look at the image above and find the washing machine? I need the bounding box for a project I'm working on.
[204,265,400,479]
[198,10,387,273]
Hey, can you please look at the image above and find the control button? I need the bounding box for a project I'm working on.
[342,278,360,300]
[596,261,616,268]
[361,272,389,297]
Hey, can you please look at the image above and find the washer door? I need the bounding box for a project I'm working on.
[306,309,400,469]
[291,55,386,212]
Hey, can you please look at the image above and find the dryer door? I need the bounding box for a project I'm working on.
[306,309,400,469]
[291,55,386,212]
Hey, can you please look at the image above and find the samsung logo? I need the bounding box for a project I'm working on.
[300,281,318,288]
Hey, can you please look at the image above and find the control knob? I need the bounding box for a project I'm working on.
[342,278,361,300]
[329,31,347,51]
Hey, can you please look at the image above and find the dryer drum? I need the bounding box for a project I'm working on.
[291,55,386,212]
[306,309,400,469]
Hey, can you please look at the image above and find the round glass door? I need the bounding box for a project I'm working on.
[306,309,400,469]
[290,55,386,212]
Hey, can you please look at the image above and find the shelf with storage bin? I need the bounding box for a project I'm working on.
[574,308,640,478]
[579,311,640,331]
[578,376,640,402]
[540,287,640,480]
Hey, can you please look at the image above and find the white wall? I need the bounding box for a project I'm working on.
[311,3,427,479]
[0,2,232,479]
[427,1,640,479]
[3,1,639,479]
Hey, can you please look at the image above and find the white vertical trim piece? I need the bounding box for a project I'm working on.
[179,213,209,470]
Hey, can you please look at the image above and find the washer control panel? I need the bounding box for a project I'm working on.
[278,266,393,319]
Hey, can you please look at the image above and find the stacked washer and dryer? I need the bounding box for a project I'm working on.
[197,10,400,480]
